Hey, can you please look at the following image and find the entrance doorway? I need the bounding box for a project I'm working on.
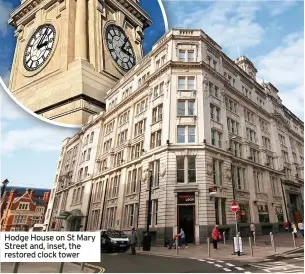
[178,206,194,243]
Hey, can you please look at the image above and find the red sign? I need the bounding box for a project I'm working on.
[231,201,239,212]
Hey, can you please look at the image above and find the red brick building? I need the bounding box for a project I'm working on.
[1,188,50,231]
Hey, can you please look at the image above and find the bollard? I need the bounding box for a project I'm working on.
[80,263,85,271]
[12,262,20,273]
[223,231,226,245]
[207,238,211,258]
[292,232,296,248]
[270,232,276,253]
[253,231,256,246]
[58,262,64,273]
[176,237,179,255]
[249,237,253,257]
[236,232,241,256]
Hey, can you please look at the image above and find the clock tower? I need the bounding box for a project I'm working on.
[8,0,151,125]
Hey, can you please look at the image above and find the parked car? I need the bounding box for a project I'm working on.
[99,229,130,252]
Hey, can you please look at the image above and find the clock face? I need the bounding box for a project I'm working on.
[23,24,56,72]
[105,24,136,72]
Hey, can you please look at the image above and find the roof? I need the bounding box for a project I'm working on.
[5,186,50,199]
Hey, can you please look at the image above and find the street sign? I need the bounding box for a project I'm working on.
[231,201,239,212]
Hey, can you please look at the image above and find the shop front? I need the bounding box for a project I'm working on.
[283,182,303,223]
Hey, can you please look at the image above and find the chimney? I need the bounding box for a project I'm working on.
[235,56,257,80]
[29,190,35,200]
[8,189,16,203]
[43,192,50,203]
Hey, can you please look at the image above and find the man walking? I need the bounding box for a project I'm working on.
[298,220,304,238]
[178,228,188,248]
[130,228,138,255]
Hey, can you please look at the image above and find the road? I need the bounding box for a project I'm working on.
[90,248,304,273]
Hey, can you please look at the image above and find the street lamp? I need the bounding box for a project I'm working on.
[143,170,153,251]
[1,179,9,199]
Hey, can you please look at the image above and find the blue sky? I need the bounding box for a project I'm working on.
[0,0,166,189]
[0,0,304,189]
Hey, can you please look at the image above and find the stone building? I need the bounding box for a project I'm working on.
[45,29,304,245]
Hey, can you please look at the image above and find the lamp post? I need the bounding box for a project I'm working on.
[1,179,9,199]
[143,170,153,251]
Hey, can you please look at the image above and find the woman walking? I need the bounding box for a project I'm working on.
[212,225,221,250]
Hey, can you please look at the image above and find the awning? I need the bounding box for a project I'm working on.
[56,211,71,220]
[71,209,82,217]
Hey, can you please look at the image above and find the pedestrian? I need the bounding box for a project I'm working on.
[283,221,288,232]
[212,225,221,250]
[297,220,304,238]
[130,227,138,255]
[250,223,256,239]
[178,228,188,248]
[291,222,298,238]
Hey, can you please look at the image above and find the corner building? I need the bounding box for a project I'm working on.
[45,29,304,246]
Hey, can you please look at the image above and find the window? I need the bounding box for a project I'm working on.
[84,166,88,178]
[130,141,143,160]
[150,130,162,149]
[227,118,239,135]
[134,119,146,137]
[210,104,221,122]
[78,168,83,180]
[178,76,195,90]
[138,71,150,87]
[282,150,289,163]
[153,82,165,98]
[152,104,163,123]
[122,86,132,100]
[123,203,138,228]
[90,132,94,143]
[149,160,160,188]
[266,155,274,169]
[177,100,195,116]
[242,85,251,99]
[179,49,195,62]
[108,175,120,199]
[103,139,112,153]
[246,128,256,143]
[18,203,29,210]
[249,148,260,163]
[232,166,246,190]
[103,207,117,229]
[225,97,237,113]
[126,167,141,195]
[275,206,284,222]
[119,110,130,126]
[271,176,280,197]
[258,204,270,223]
[209,82,219,98]
[212,159,223,185]
[177,126,196,143]
[238,203,250,223]
[105,121,115,135]
[135,98,148,115]
[211,129,222,148]
[153,200,158,226]
[244,109,254,124]
[117,129,128,146]
[230,140,242,157]
[215,198,227,225]
[114,151,124,167]
[279,134,286,145]
[13,215,27,224]
[176,156,196,184]
[87,148,91,161]
[253,171,264,192]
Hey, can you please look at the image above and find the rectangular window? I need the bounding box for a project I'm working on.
[135,98,148,115]
[178,76,195,90]
[188,156,196,183]
[221,199,227,225]
[179,50,186,61]
[225,97,237,113]
[239,204,251,223]
[152,104,163,123]
[211,129,222,148]
[258,204,270,223]
[177,156,185,183]
[212,159,223,185]
[153,82,165,98]
[153,199,158,226]
[150,130,162,149]
[177,100,195,116]
[227,118,239,135]
[188,126,196,143]
[232,166,246,190]
[177,126,185,143]
[177,126,196,143]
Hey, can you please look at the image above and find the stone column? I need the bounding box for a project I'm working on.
[75,0,88,60]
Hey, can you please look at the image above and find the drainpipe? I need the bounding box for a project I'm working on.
[100,179,109,229]
[280,179,290,231]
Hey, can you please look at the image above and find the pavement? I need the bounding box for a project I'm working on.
[136,232,304,263]
[0,262,104,273]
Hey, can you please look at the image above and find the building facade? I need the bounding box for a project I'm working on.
[8,0,151,125]
[1,188,50,231]
[46,29,304,245]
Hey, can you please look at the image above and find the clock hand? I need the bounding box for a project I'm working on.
[37,28,48,49]
[121,47,131,56]
[121,37,129,51]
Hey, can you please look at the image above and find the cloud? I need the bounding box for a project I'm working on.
[166,1,264,57]
[1,126,76,155]
[256,32,304,119]
[266,0,296,16]
[0,0,13,37]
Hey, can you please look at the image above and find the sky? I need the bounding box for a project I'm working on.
[0,0,166,189]
[0,0,304,189]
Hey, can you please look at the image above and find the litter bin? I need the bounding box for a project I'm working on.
[143,233,152,251]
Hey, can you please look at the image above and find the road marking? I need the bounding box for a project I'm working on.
[223,268,232,272]
[207,261,215,264]
[225,263,235,267]
[84,263,105,273]
[214,264,223,267]
[197,259,206,262]
[235,267,244,271]
[217,260,224,263]
[244,272,252,273]
[294,257,304,260]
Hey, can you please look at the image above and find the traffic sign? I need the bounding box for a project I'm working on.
[231,201,239,212]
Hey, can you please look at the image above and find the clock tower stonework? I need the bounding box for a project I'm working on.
[8,0,151,125]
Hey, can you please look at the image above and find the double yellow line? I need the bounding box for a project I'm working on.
[83,263,105,273]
